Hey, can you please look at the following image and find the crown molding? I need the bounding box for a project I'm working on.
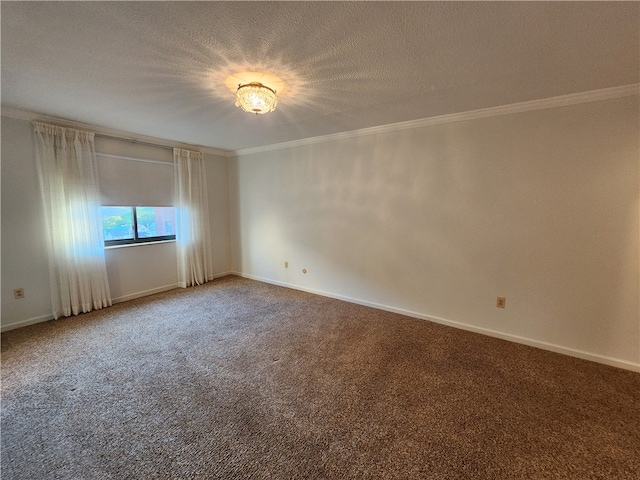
[3,83,637,158]
[0,106,234,158]
[233,83,640,157]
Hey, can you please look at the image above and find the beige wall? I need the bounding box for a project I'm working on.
[230,96,640,369]
[1,116,232,329]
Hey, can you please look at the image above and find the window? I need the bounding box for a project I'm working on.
[101,206,176,246]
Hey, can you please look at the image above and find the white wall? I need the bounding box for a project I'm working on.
[95,136,232,303]
[1,117,52,326]
[230,96,640,370]
[3,95,638,370]
[1,116,232,330]
[206,152,232,275]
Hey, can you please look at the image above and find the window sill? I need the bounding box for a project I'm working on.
[104,239,176,250]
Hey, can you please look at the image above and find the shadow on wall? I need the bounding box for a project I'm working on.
[229,97,640,367]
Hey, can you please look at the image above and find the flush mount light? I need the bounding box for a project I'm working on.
[235,82,277,114]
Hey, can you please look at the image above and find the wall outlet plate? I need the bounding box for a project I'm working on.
[496,296,506,308]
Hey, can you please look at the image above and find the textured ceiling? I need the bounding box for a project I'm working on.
[2,2,638,152]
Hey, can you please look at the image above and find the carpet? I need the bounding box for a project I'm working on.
[2,275,639,479]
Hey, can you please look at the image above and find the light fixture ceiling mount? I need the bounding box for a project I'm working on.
[235,82,277,114]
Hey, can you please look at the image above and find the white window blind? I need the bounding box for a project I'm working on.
[95,137,174,207]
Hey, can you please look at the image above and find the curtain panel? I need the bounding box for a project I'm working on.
[174,148,214,287]
[33,122,112,319]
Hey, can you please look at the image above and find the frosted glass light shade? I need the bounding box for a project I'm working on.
[235,82,277,114]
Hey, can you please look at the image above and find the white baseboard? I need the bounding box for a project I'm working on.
[5,272,637,372]
[110,272,234,301]
[232,272,640,373]
[2,273,236,333]
[177,271,235,288]
[211,271,234,279]
[1,313,55,332]
[111,283,180,304]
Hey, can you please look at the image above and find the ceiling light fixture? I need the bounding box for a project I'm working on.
[235,82,277,114]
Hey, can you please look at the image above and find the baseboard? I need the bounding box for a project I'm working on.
[113,272,233,301]
[6,272,637,372]
[112,283,180,304]
[1,273,235,333]
[1,313,55,333]
[232,272,640,373]
[0,284,181,331]
[176,271,235,288]
[211,271,234,279]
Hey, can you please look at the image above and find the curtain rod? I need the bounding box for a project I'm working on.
[94,132,232,157]
[0,107,233,157]
[95,152,174,166]
[95,132,174,151]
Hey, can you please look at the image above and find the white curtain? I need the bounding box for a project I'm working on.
[33,122,112,319]
[174,148,213,287]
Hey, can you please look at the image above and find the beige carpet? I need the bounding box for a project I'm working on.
[2,275,639,479]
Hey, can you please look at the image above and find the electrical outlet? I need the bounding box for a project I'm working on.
[14,288,25,299]
[284,261,289,268]
[496,297,506,309]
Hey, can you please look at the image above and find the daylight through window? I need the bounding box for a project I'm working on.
[102,206,176,246]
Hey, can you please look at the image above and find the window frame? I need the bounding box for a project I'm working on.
[102,206,176,247]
